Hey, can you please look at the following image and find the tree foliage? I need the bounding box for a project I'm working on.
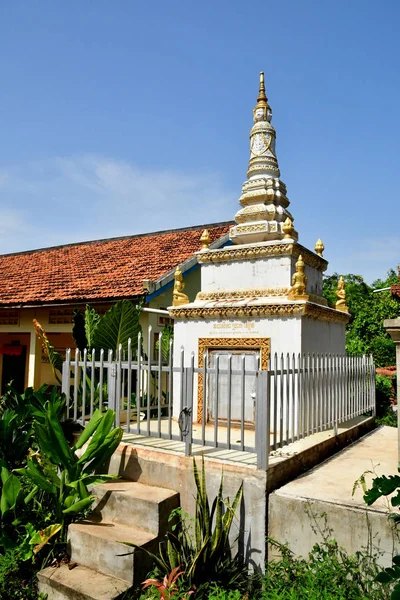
[323,268,399,367]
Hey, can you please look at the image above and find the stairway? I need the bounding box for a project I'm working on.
[37,480,180,600]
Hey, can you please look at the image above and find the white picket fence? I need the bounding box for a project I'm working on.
[61,330,376,470]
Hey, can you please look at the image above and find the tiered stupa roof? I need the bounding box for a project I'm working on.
[230,72,298,245]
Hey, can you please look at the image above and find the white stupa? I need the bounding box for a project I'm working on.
[169,73,349,422]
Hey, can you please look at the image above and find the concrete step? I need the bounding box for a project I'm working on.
[91,480,179,536]
[37,564,131,600]
[68,520,158,584]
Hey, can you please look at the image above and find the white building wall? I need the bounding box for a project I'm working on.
[172,315,303,420]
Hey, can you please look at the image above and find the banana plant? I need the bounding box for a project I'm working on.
[16,406,122,540]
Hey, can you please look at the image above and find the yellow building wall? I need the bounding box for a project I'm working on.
[0,265,201,392]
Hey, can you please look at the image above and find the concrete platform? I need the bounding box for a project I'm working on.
[269,426,400,566]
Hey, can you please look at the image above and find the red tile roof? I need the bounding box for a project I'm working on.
[0,223,232,307]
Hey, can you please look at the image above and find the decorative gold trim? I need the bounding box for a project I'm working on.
[170,303,305,319]
[304,303,350,324]
[197,242,328,272]
[282,217,294,239]
[314,238,325,257]
[169,301,349,324]
[196,288,290,301]
[200,229,211,250]
[197,336,270,423]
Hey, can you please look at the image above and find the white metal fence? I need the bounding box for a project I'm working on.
[61,329,376,470]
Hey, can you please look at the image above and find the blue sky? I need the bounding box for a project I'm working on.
[0,0,399,283]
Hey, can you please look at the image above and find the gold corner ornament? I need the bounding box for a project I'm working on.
[282,217,294,239]
[200,229,211,250]
[288,254,309,301]
[172,266,189,307]
[335,276,349,313]
[314,239,325,257]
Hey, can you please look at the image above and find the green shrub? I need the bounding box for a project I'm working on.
[263,539,386,599]
[0,547,44,600]
[376,373,395,418]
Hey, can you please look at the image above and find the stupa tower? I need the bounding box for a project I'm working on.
[230,73,297,244]
[169,72,349,422]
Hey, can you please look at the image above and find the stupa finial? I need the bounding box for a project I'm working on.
[229,72,297,245]
[254,72,272,123]
[257,72,267,103]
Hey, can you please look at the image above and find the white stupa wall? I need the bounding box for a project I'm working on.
[172,314,346,421]
[201,254,323,296]
[301,318,346,354]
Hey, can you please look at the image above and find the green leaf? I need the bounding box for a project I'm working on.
[24,485,39,504]
[84,305,101,349]
[2,472,21,509]
[21,460,57,495]
[391,583,400,600]
[73,408,104,450]
[77,409,116,464]
[376,570,395,583]
[37,405,74,472]
[62,495,95,514]
[30,523,62,553]
[82,427,123,474]
[364,475,400,505]
[1,491,9,515]
[1,466,10,485]
[393,555,400,567]
[92,300,142,355]
[69,474,117,488]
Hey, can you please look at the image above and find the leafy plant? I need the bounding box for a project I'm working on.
[129,457,245,595]
[16,406,122,540]
[156,325,174,362]
[0,385,66,470]
[142,566,193,600]
[362,474,400,598]
[322,269,399,367]
[263,538,387,599]
[72,300,142,358]
[376,373,396,418]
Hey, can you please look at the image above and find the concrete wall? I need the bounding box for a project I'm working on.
[107,444,268,571]
[301,317,346,354]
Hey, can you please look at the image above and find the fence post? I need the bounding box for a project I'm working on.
[108,362,117,415]
[256,370,269,471]
[370,354,376,417]
[62,349,70,419]
[184,354,194,457]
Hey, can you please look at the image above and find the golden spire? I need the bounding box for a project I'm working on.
[314,239,325,257]
[254,72,271,121]
[172,266,189,307]
[335,276,349,313]
[200,229,211,250]
[288,255,309,301]
[257,72,268,103]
